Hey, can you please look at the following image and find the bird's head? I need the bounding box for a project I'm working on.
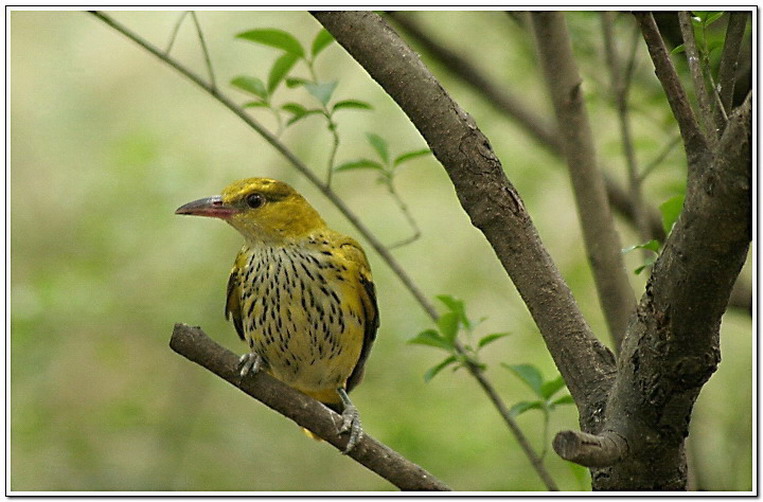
[175,177,326,244]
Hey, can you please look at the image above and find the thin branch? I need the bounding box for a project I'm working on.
[677,11,717,146]
[634,12,708,164]
[602,12,652,246]
[385,11,561,153]
[169,324,451,491]
[638,134,682,183]
[88,10,438,321]
[467,361,559,490]
[531,12,635,351]
[311,10,616,428]
[386,11,665,256]
[715,11,748,129]
[190,11,217,91]
[165,11,189,53]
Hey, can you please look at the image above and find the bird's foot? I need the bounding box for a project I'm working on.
[337,388,363,454]
[238,352,263,378]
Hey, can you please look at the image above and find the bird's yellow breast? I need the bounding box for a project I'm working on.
[232,236,367,404]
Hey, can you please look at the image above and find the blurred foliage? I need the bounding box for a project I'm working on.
[9,10,752,492]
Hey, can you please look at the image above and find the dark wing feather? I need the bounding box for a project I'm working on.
[225,264,245,341]
[343,242,379,393]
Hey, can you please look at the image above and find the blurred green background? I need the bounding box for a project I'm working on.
[10,10,752,492]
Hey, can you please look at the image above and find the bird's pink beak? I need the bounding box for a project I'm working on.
[175,196,239,219]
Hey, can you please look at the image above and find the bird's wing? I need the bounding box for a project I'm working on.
[339,237,379,393]
[225,249,247,341]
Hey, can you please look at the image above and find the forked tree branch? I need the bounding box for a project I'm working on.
[311,10,617,424]
[530,12,636,351]
[169,324,450,491]
[634,12,709,164]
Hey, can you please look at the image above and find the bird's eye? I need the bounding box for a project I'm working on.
[245,193,266,209]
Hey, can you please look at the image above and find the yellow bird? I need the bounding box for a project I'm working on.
[176,177,379,452]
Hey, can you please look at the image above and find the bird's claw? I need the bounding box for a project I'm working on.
[338,404,362,454]
[238,352,262,378]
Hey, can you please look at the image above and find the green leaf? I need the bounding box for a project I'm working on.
[478,332,510,349]
[365,132,390,165]
[634,255,657,275]
[424,356,458,382]
[503,363,544,398]
[551,394,575,407]
[333,159,385,172]
[311,29,334,57]
[408,328,453,351]
[622,239,661,254]
[281,102,308,117]
[393,148,431,167]
[242,100,268,108]
[230,76,268,100]
[332,100,373,112]
[286,77,309,88]
[670,43,686,55]
[508,400,543,418]
[436,311,460,343]
[435,294,470,329]
[540,375,566,400]
[305,81,338,106]
[267,52,299,94]
[280,102,322,126]
[659,194,685,234]
[236,28,305,57]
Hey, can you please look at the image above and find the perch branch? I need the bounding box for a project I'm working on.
[169,323,451,491]
[530,11,635,350]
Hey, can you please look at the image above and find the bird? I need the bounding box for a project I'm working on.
[175,177,378,453]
